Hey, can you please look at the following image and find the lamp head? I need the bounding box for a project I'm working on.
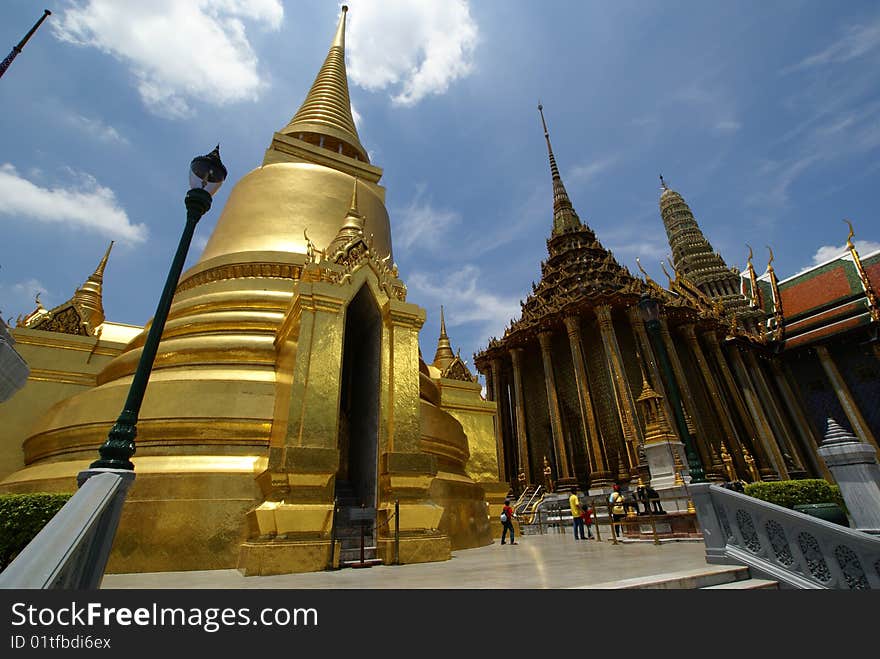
[189,145,227,196]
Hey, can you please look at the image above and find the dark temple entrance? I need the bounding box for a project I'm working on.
[333,285,382,567]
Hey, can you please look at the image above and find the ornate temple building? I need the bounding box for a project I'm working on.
[1,7,877,575]
[0,8,503,575]
[473,108,880,498]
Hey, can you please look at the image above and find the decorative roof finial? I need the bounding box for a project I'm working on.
[660,174,668,190]
[844,218,855,249]
[766,245,775,271]
[94,240,115,280]
[660,261,674,286]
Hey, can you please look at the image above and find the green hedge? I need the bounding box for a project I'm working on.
[0,493,73,570]
[743,479,845,511]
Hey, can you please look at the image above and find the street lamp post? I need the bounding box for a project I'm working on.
[638,292,706,483]
[0,9,51,79]
[90,146,227,471]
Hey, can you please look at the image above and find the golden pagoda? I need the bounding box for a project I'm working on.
[0,7,499,576]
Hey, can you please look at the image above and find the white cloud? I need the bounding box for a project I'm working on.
[745,155,819,208]
[66,113,129,145]
[0,164,146,244]
[714,119,742,134]
[53,0,283,118]
[346,0,478,106]
[0,279,49,323]
[394,185,461,252]
[812,240,880,265]
[569,157,618,185]
[783,17,880,73]
[408,265,519,342]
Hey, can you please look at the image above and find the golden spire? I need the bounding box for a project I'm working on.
[432,305,456,371]
[326,178,367,261]
[537,103,582,236]
[278,6,368,162]
[72,240,113,330]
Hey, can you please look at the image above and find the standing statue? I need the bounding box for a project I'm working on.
[720,442,737,482]
[542,456,554,493]
[742,446,760,482]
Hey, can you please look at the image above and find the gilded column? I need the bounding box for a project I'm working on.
[538,331,571,480]
[699,328,778,481]
[770,358,833,481]
[744,349,806,477]
[383,300,426,454]
[627,306,680,444]
[673,322,747,478]
[815,344,880,452]
[509,348,531,483]
[596,306,641,481]
[725,342,789,479]
[563,315,612,488]
[489,357,507,481]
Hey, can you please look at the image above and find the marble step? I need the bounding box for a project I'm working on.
[701,578,779,590]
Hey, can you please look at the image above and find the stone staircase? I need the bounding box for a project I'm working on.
[333,481,382,569]
[584,565,779,589]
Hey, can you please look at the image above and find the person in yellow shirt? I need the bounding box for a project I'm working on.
[609,484,626,538]
[569,487,586,540]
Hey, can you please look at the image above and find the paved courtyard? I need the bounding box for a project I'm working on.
[101,533,709,589]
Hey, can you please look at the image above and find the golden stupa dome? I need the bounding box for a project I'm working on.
[193,162,392,269]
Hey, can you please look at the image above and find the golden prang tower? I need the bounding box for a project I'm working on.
[1,7,498,575]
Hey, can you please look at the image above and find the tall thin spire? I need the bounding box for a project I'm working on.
[279,6,368,162]
[93,240,114,280]
[537,104,582,236]
[433,305,456,371]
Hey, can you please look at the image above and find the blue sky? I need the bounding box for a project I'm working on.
[1,0,879,385]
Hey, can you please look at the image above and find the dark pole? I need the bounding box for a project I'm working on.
[0,10,51,79]
[91,187,214,470]
[640,295,706,483]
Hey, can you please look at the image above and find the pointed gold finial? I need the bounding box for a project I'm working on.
[745,243,761,310]
[842,218,880,322]
[660,261,674,286]
[279,5,367,162]
[433,305,455,371]
[325,177,367,262]
[348,176,359,215]
[766,245,775,272]
[844,218,856,249]
[94,240,114,280]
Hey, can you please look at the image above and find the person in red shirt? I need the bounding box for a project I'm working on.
[500,499,517,545]
[581,505,594,539]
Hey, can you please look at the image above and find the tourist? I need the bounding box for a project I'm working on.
[569,487,586,540]
[581,504,594,538]
[609,485,626,538]
[500,499,517,545]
